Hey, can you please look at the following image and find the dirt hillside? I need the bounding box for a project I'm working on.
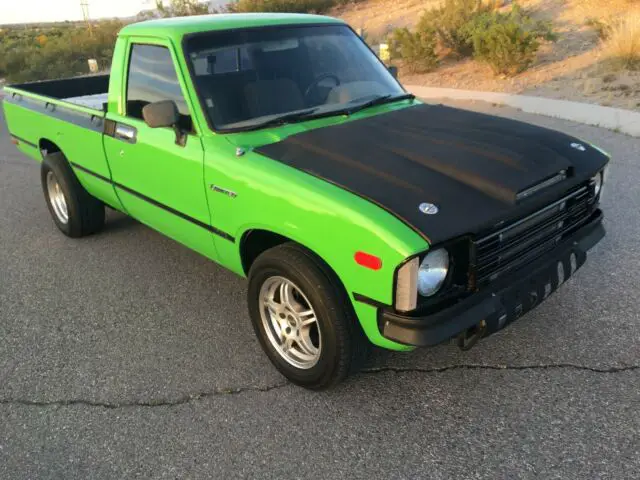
[332,0,640,110]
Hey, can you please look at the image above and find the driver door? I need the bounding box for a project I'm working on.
[103,38,217,260]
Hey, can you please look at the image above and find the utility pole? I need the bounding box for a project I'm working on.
[80,0,93,37]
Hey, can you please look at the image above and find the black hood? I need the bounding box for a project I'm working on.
[255,104,609,243]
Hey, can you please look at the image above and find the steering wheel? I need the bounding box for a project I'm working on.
[304,73,341,101]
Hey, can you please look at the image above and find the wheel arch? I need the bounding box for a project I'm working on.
[240,228,290,275]
[239,228,353,307]
[38,138,62,159]
[239,227,370,348]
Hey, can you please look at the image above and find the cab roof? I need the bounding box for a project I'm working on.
[119,13,344,41]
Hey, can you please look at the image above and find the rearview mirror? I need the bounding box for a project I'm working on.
[142,100,179,128]
[388,66,398,79]
[142,100,187,146]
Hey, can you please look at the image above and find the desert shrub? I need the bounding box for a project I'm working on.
[418,0,498,57]
[0,21,124,83]
[155,0,210,16]
[229,0,336,13]
[229,0,362,14]
[602,13,640,70]
[389,27,438,73]
[464,5,556,76]
[586,17,613,40]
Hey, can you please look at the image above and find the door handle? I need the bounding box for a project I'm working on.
[114,124,137,143]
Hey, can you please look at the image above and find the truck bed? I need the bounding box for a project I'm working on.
[65,93,109,110]
[2,73,115,206]
[9,74,110,111]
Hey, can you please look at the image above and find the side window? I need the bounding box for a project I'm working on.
[126,44,192,131]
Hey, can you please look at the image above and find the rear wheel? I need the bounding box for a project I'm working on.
[248,243,369,389]
[41,152,105,237]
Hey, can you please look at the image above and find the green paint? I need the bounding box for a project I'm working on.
[2,14,428,351]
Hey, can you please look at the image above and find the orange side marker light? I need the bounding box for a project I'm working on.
[354,251,383,270]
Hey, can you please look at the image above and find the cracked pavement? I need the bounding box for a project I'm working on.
[1,363,638,411]
[1,102,639,479]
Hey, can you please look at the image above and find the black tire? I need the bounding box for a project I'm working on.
[40,152,105,238]
[248,243,369,390]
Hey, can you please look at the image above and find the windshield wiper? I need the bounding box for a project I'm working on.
[222,93,414,132]
[241,108,319,131]
[300,93,415,122]
[342,93,415,116]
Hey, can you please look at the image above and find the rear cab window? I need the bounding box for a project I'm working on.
[190,46,254,75]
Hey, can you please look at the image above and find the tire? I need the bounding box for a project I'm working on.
[248,243,369,390]
[41,152,105,238]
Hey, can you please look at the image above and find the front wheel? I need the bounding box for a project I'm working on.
[247,243,368,390]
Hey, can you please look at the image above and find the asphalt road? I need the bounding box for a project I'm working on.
[1,101,639,479]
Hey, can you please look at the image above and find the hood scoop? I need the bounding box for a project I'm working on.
[516,169,570,202]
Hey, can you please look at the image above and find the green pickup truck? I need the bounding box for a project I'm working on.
[3,13,609,389]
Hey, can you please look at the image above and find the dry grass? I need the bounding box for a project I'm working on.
[336,0,640,110]
[603,13,640,69]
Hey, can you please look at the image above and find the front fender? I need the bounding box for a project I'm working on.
[205,145,427,350]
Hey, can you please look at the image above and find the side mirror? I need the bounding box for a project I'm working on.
[388,66,398,79]
[142,100,179,128]
[142,100,187,146]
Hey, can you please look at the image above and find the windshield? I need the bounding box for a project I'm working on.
[184,24,405,131]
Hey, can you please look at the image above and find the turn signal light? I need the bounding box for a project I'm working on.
[354,251,382,270]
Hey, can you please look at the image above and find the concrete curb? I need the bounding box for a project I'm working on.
[407,86,640,137]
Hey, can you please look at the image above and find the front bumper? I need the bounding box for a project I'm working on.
[379,210,605,347]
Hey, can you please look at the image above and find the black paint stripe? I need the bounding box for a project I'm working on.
[71,162,112,183]
[353,293,389,309]
[9,134,38,149]
[70,162,235,243]
[114,182,235,242]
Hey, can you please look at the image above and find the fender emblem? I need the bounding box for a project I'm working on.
[419,202,439,215]
[210,185,237,198]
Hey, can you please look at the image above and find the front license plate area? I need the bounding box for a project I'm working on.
[484,248,587,335]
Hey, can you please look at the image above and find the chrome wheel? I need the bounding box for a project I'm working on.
[259,276,322,369]
[46,171,69,224]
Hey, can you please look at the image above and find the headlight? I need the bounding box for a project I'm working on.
[592,172,602,196]
[592,167,608,200]
[418,248,450,297]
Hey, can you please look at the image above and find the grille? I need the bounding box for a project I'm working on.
[475,184,595,286]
